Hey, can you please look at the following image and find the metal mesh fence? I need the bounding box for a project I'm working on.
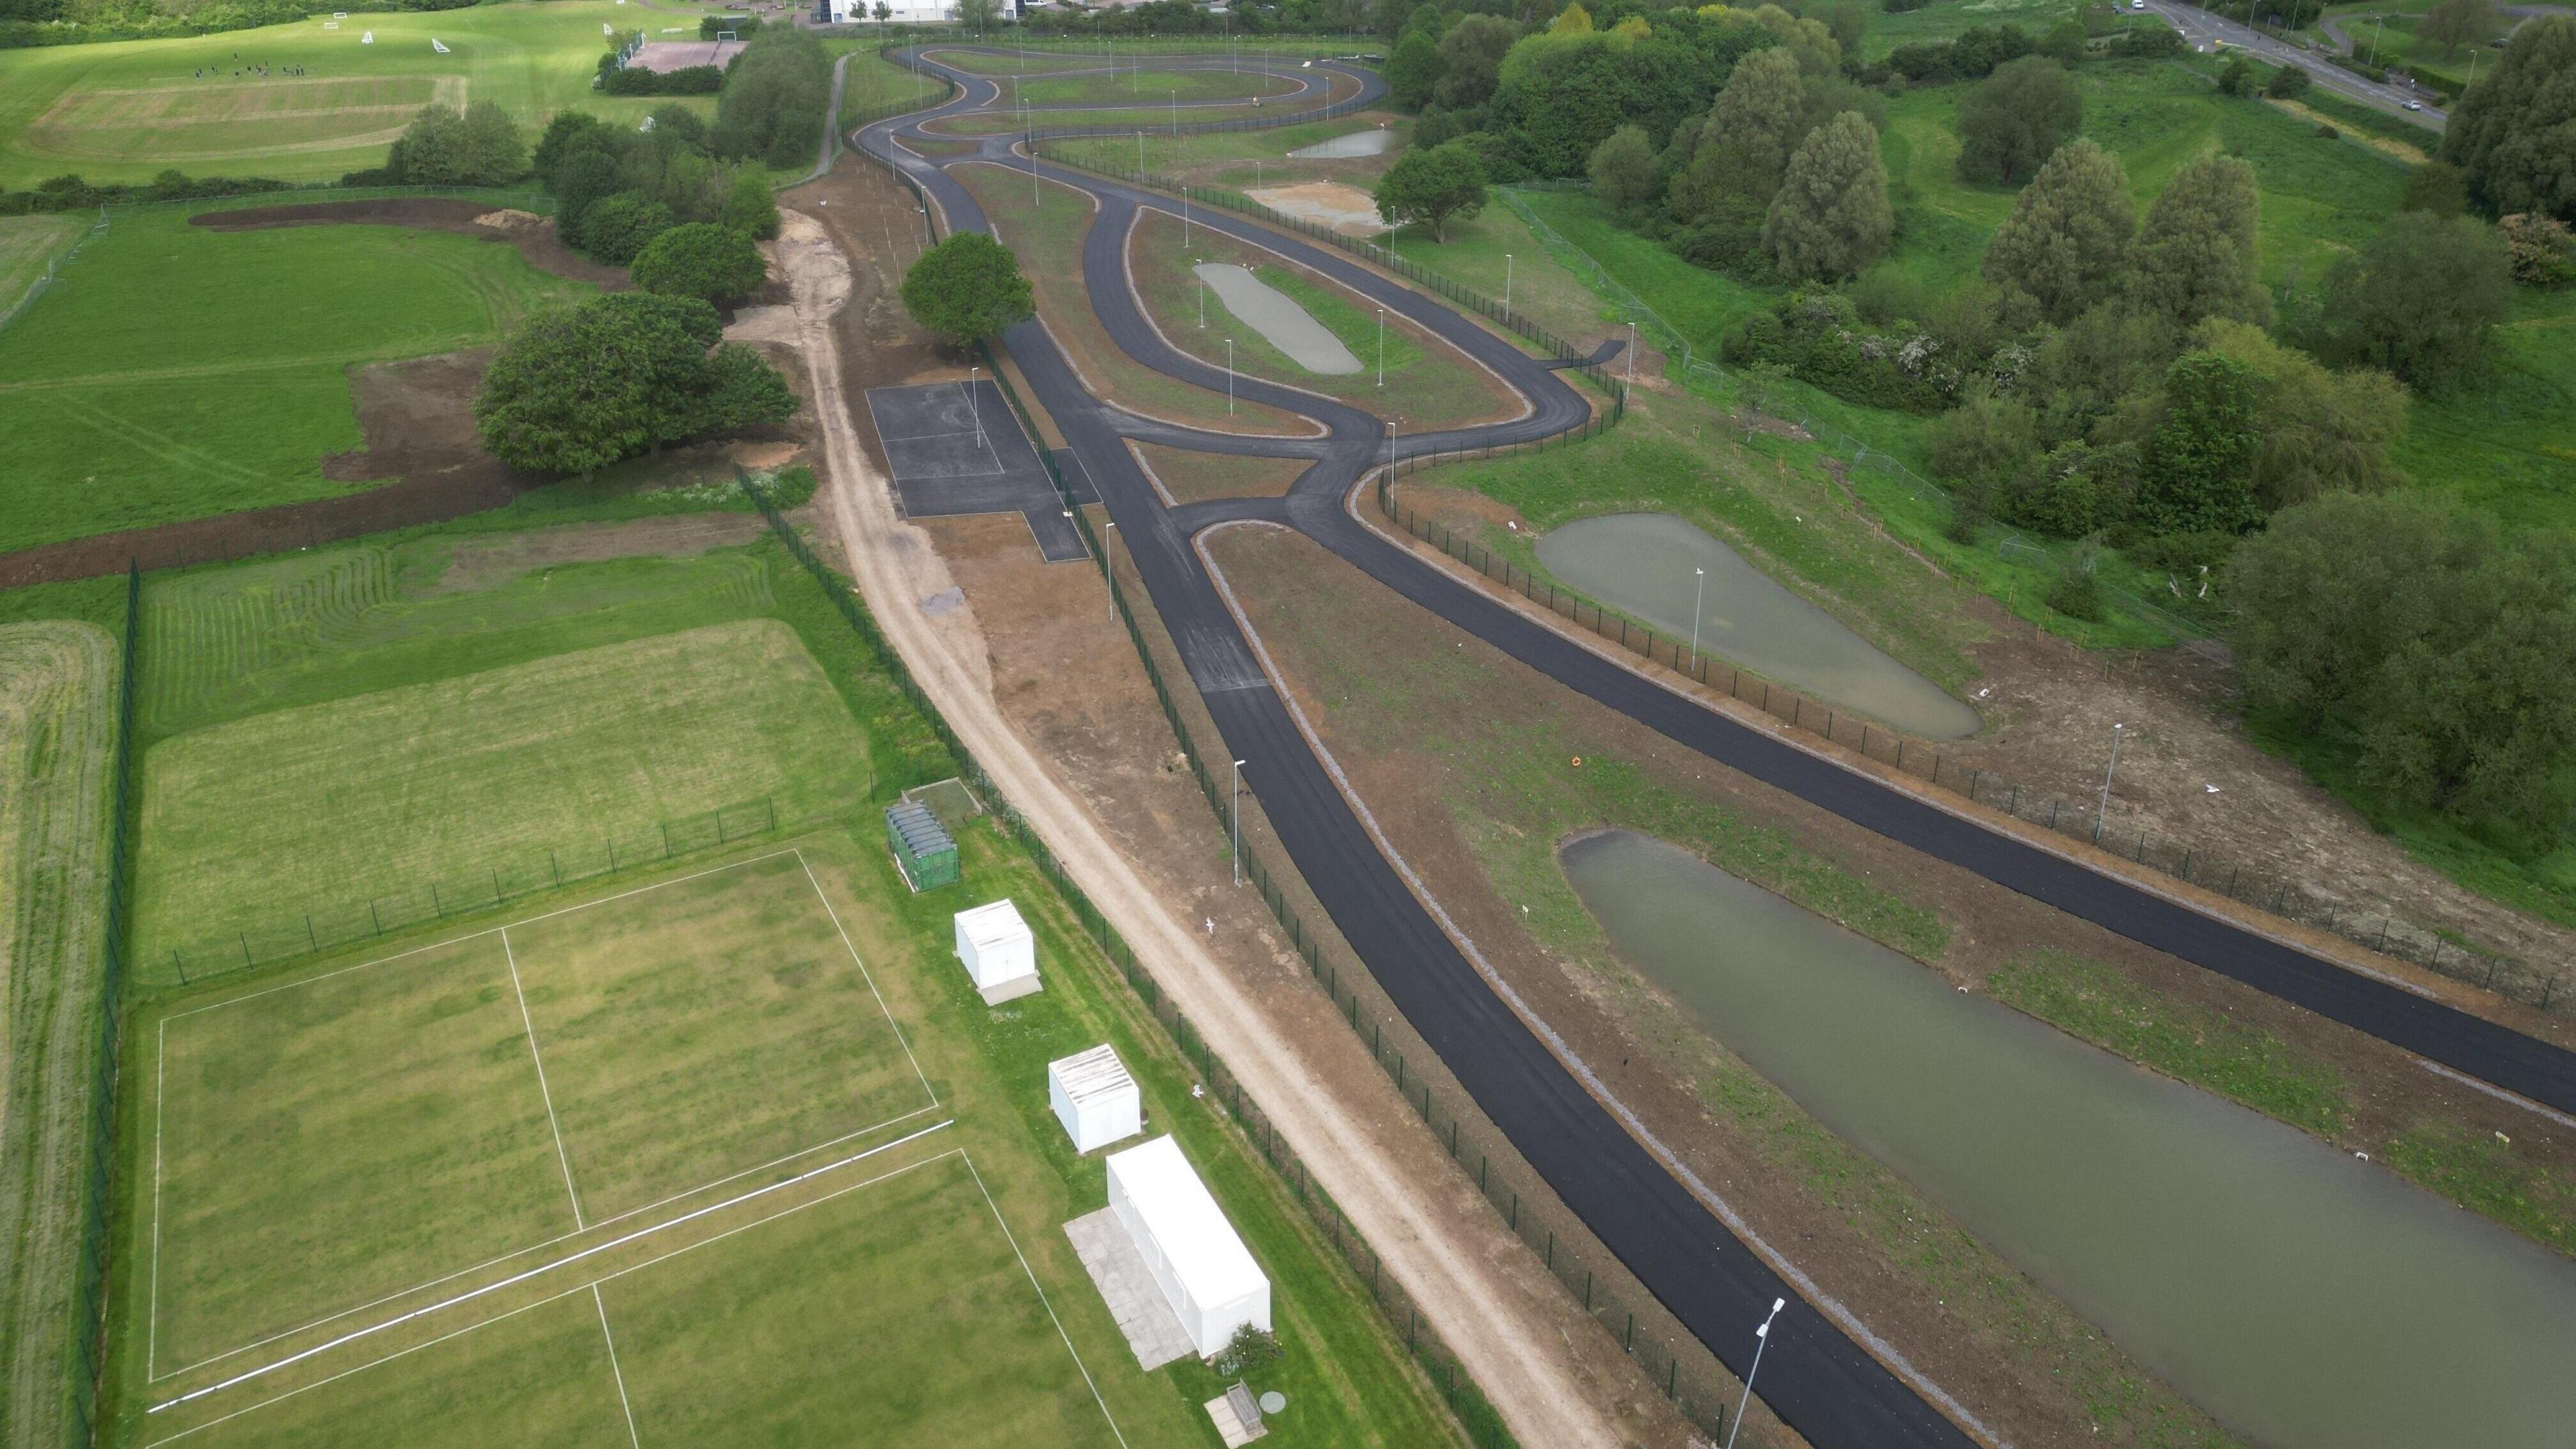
[1,209,105,337]
[1371,476,2564,1016]
[149,798,783,989]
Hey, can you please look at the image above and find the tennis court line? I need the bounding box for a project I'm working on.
[501,925,586,1230]
[148,1119,957,1417]
[142,1144,964,1447]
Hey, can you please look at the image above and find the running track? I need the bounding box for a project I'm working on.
[852,47,2576,1448]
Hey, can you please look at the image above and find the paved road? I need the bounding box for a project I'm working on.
[2143,0,2449,128]
[851,46,2576,1446]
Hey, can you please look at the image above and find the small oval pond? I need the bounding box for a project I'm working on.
[1534,513,1979,740]
[1287,127,1397,158]
[1562,828,2576,1449]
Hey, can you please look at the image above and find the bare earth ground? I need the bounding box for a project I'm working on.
[1396,476,2576,1049]
[777,155,1657,1449]
[1206,524,2576,1448]
[1245,180,1387,235]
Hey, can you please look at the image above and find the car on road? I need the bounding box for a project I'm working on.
[2404,100,2424,110]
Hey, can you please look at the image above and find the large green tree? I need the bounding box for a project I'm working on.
[2226,492,2576,847]
[1666,47,1807,223]
[1374,142,1490,240]
[2193,319,2408,508]
[2130,350,2265,535]
[1489,26,1707,176]
[1387,30,1446,111]
[714,28,834,168]
[386,101,526,186]
[1762,111,1892,280]
[1587,125,1662,215]
[900,232,1034,345]
[2315,211,2513,392]
[2131,153,2269,327]
[1980,138,2135,323]
[1955,56,2081,185]
[474,293,794,475]
[1435,14,1521,109]
[723,170,781,241]
[2438,15,2576,221]
[632,223,769,305]
[2418,0,2497,58]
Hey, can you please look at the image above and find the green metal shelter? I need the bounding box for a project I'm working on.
[886,800,958,891]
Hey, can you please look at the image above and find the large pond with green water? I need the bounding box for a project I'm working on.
[1534,513,1980,740]
[1562,828,2576,1449]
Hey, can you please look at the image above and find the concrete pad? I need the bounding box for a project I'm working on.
[864,381,1090,563]
[1288,127,1397,158]
[1207,1384,1269,1445]
[977,970,1042,1006]
[1066,1207,1196,1370]
[1193,264,1362,376]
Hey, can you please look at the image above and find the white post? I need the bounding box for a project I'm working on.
[1724,1299,1787,1449]
[2099,723,2125,820]
[1377,307,1385,388]
[967,366,985,449]
[1230,759,1247,885]
[1225,338,1235,413]
[1626,321,1637,388]
[1172,88,1178,136]
[1690,566,1706,668]
[1137,129,1144,174]
[1197,260,1206,327]
[1183,190,1191,246]
[1104,521,1117,622]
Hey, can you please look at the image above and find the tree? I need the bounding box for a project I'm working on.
[1763,111,1892,281]
[2315,211,2512,391]
[714,28,835,168]
[2217,56,2259,97]
[2226,492,2576,846]
[1387,31,1445,111]
[577,193,675,266]
[2131,153,2269,327]
[955,0,1003,37]
[1374,142,1489,241]
[632,223,769,304]
[2265,63,2313,99]
[2400,160,2469,215]
[475,292,793,476]
[1981,138,2136,323]
[2131,350,2265,535]
[1587,125,1662,215]
[1955,56,2081,185]
[723,170,780,241]
[384,104,466,184]
[871,1,890,21]
[2193,318,2408,508]
[2417,0,2496,58]
[2500,212,2576,285]
[1666,47,1807,223]
[2438,16,2576,221]
[1435,15,1518,109]
[2039,16,2089,64]
[900,232,1034,345]
[1488,26,1707,176]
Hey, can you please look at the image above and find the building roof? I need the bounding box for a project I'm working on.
[1049,1044,1137,1106]
[888,801,954,857]
[955,898,1030,948]
[1107,1136,1267,1303]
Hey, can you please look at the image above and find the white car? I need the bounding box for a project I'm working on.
[2404,100,2424,111]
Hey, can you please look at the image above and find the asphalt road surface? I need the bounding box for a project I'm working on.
[851,45,2567,1446]
[2143,0,2451,129]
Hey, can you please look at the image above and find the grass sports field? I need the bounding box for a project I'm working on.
[0,205,592,555]
[0,0,702,188]
[0,212,85,309]
[85,504,1473,1446]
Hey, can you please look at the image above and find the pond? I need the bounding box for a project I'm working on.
[1534,513,1980,740]
[1286,127,1398,158]
[1562,828,2576,1449]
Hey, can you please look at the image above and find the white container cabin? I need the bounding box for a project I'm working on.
[1106,1135,1271,1358]
[1048,1044,1142,1154]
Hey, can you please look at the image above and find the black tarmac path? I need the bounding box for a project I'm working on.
[851,46,2576,1449]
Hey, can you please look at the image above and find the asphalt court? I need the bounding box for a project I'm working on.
[865,381,1091,563]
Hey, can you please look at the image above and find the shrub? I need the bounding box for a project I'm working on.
[632,223,768,304]
[578,193,676,266]
[2045,547,2106,620]
[602,62,726,96]
[1212,1325,1284,1377]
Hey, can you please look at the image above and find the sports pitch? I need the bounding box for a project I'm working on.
[0,0,701,187]
[133,849,1126,1446]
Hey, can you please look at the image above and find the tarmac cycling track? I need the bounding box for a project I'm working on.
[855,48,2576,1449]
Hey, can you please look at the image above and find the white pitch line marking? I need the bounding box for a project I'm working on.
[960,1152,1130,1449]
[502,925,586,1230]
[149,1020,168,1380]
[594,1285,643,1449]
[795,849,938,1106]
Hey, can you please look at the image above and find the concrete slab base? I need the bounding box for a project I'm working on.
[1065,1207,1195,1370]
[977,971,1042,1006]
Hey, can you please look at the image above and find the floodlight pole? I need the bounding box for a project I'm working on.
[1103,521,1118,622]
[1230,759,1248,885]
[2099,723,2125,821]
[1690,566,1706,668]
[1504,252,1514,322]
[1225,338,1235,413]
[1724,1299,1788,1449]
[967,366,985,449]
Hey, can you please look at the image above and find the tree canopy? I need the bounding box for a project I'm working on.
[384,101,526,186]
[2313,211,2513,392]
[900,232,1034,345]
[2437,15,2576,221]
[1981,138,2135,323]
[1955,57,2081,186]
[632,223,769,305]
[2131,153,2269,327]
[1763,111,1891,280]
[1374,142,1491,240]
[714,27,834,168]
[474,292,794,476]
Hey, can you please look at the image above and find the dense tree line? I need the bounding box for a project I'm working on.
[533,107,780,269]
[713,25,835,166]
[474,292,796,476]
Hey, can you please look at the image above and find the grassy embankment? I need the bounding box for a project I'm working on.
[0,205,594,555]
[955,161,1313,434]
[0,0,703,189]
[93,512,1475,1446]
[0,578,123,1449]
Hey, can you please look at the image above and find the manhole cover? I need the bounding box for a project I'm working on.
[1258,1391,1286,1415]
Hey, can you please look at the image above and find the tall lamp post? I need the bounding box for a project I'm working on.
[1224,338,1235,413]
[1724,1298,1787,1449]
[965,366,985,451]
[1376,307,1386,388]
[1503,252,1513,323]
[1688,566,1706,669]
[1196,259,1207,328]
[2098,722,2125,822]
[1102,520,1118,623]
